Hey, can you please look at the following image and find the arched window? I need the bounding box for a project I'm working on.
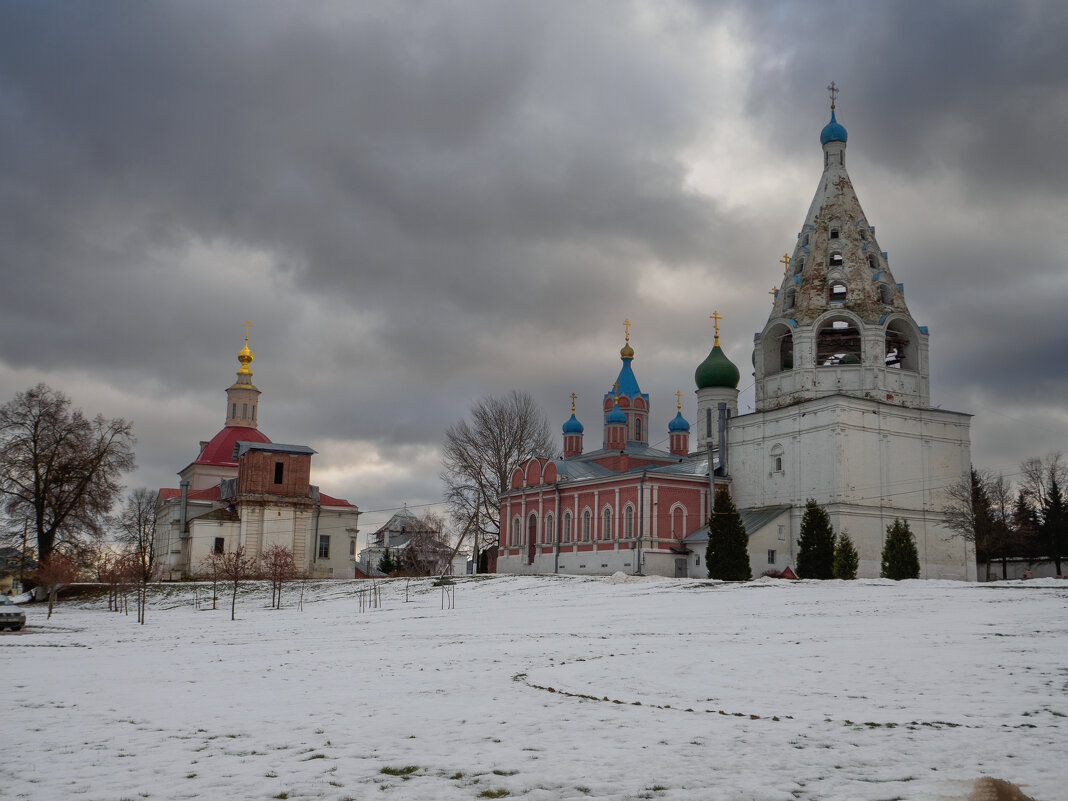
[670,504,686,539]
[763,322,794,376]
[829,283,847,302]
[794,258,805,275]
[634,417,642,442]
[601,507,613,540]
[511,517,521,547]
[783,287,796,311]
[829,252,843,267]
[879,284,893,305]
[562,512,572,543]
[528,513,538,548]
[830,227,840,239]
[544,513,555,544]
[802,233,810,247]
[817,316,862,366]
[582,510,592,542]
[885,318,918,371]
[623,505,634,539]
[868,253,878,269]
[770,443,784,474]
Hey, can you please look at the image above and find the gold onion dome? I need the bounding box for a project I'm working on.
[620,342,634,360]
[236,322,254,375]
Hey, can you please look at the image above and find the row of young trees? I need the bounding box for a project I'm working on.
[707,491,921,581]
[943,454,1066,578]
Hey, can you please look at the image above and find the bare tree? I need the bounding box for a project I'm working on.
[440,391,554,564]
[1020,452,1067,574]
[117,488,160,624]
[943,468,1017,578]
[262,544,296,609]
[401,512,453,576]
[32,552,79,619]
[199,551,224,610]
[0,384,136,565]
[220,547,259,621]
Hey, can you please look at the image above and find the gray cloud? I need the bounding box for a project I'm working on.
[1,1,1065,516]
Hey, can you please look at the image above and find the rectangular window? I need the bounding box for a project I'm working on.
[213,537,225,555]
[768,549,776,564]
[778,524,786,541]
[252,405,256,420]
[318,535,330,559]
[242,403,248,418]
[231,403,237,418]
[274,461,284,484]
[349,539,356,556]
[706,408,713,438]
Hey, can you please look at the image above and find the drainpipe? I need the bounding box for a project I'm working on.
[312,502,321,569]
[636,472,646,575]
[553,484,561,574]
[179,480,190,536]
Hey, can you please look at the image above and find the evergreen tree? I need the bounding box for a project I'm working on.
[796,499,835,579]
[833,532,859,580]
[706,487,751,581]
[881,519,920,580]
[1042,476,1065,575]
[377,547,398,575]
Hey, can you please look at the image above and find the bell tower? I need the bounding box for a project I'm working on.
[225,322,262,428]
[754,86,930,411]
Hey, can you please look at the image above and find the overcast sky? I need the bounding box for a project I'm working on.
[1,1,1065,533]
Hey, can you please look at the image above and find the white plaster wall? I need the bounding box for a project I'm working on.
[729,395,974,580]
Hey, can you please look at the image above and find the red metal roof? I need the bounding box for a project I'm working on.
[193,425,272,467]
[319,492,356,508]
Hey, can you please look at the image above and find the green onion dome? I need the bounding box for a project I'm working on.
[695,345,740,390]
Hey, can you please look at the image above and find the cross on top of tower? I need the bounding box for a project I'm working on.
[242,320,253,343]
[623,319,631,343]
[780,253,790,274]
[570,392,577,414]
[676,390,683,413]
[827,81,839,111]
[710,310,722,347]
[769,286,779,300]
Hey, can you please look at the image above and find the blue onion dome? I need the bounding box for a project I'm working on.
[562,413,584,435]
[695,345,740,389]
[606,402,627,425]
[820,109,848,145]
[668,411,690,433]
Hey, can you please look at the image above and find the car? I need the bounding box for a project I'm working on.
[0,596,25,631]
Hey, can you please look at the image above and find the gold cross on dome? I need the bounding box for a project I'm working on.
[780,253,790,274]
[623,319,631,343]
[570,392,577,414]
[676,390,683,413]
[613,381,621,402]
[769,286,779,299]
[827,81,839,111]
[709,310,722,346]
[242,321,253,342]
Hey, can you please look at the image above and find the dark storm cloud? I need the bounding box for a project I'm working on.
[0,1,1064,509]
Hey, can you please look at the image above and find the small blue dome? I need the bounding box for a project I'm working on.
[606,403,627,425]
[562,413,584,435]
[668,411,690,433]
[820,109,848,145]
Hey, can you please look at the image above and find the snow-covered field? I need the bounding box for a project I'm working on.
[3,575,1065,801]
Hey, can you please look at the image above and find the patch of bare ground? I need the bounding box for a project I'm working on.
[968,777,1039,801]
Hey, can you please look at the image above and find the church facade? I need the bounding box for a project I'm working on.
[154,330,361,579]
[498,100,975,581]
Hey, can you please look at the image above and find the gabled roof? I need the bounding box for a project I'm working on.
[319,492,357,509]
[683,504,791,544]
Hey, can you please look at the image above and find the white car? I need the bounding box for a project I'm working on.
[0,596,25,631]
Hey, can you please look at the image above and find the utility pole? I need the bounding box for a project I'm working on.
[19,520,29,593]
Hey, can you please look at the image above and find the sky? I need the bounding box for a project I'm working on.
[1,1,1066,533]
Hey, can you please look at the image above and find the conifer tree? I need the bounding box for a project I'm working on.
[796,499,835,579]
[881,519,920,580]
[377,547,398,575]
[1042,475,1065,576]
[706,487,751,581]
[833,532,859,580]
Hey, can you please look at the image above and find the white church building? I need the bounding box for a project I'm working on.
[498,95,975,580]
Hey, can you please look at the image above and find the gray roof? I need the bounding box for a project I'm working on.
[237,442,316,456]
[682,504,792,544]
